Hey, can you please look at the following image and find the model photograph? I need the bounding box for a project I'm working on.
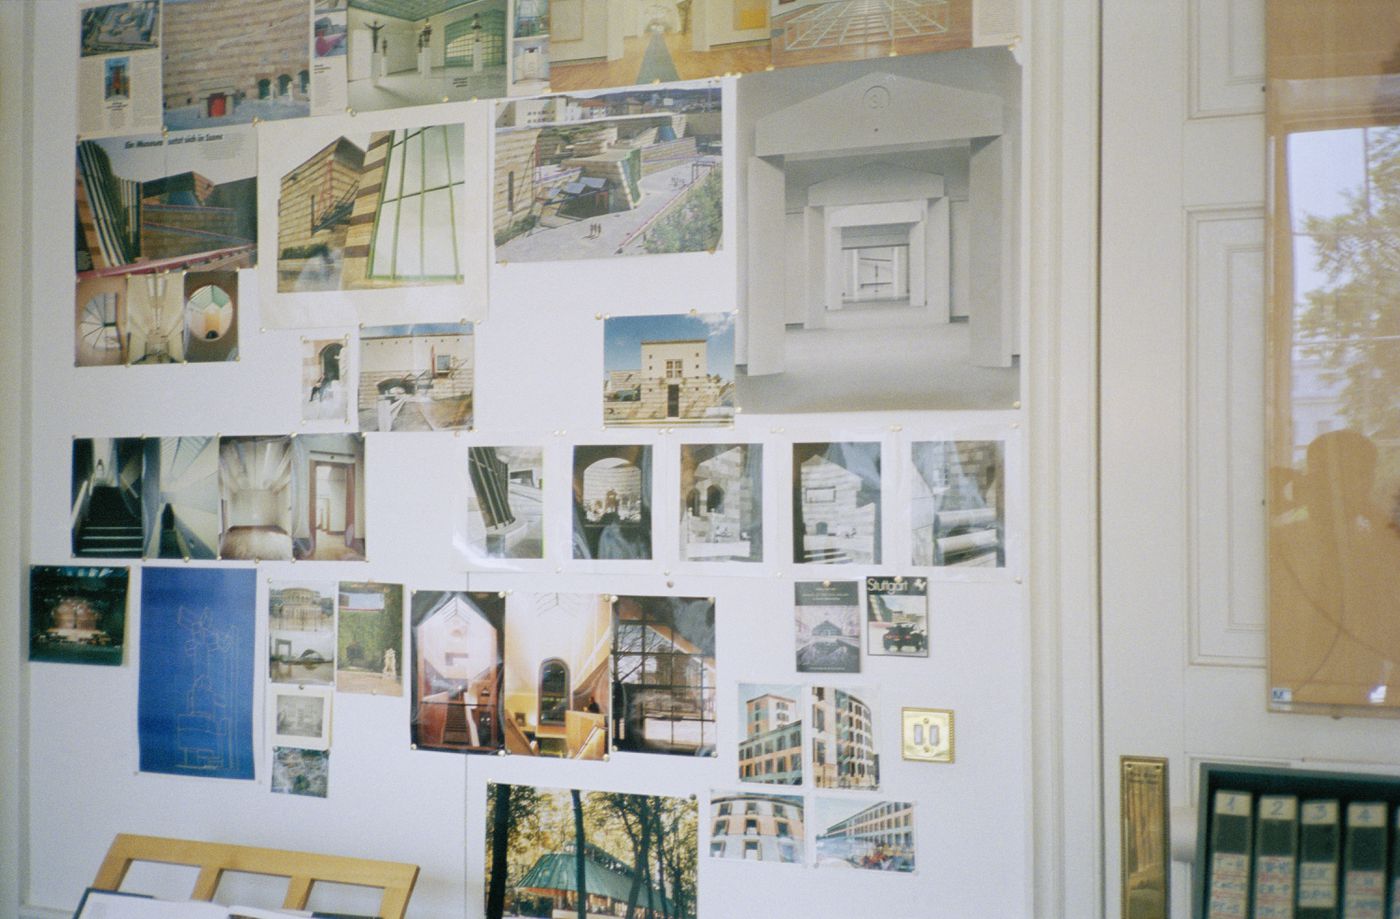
[791,441,882,565]
[572,444,653,560]
[494,84,722,262]
[738,683,803,785]
[794,580,860,673]
[679,442,762,562]
[28,565,128,666]
[464,446,545,560]
[410,590,506,754]
[603,312,734,427]
[503,592,612,760]
[485,782,698,919]
[336,580,403,695]
[911,439,1004,567]
[611,594,717,756]
[736,49,1021,413]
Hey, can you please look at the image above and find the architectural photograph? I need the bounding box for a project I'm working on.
[71,437,145,559]
[769,0,970,69]
[141,436,221,560]
[493,84,722,261]
[810,685,878,790]
[794,579,860,673]
[866,576,928,657]
[791,441,882,565]
[277,123,467,293]
[546,0,771,91]
[736,49,1021,412]
[75,128,258,279]
[484,782,698,919]
[267,581,336,685]
[603,313,734,427]
[464,446,545,561]
[737,683,803,785]
[269,685,331,750]
[335,580,403,695]
[572,444,652,560]
[347,0,510,111]
[410,590,506,754]
[709,792,804,864]
[302,337,351,423]
[74,275,126,366]
[217,435,294,561]
[679,442,761,562]
[122,271,186,364]
[910,439,1004,567]
[358,323,474,432]
[182,271,238,362]
[27,565,129,666]
[611,594,717,756]
[289,434,367,561]
[161,0,311,128]
[81,1,160,56]
[502,592,612,760]
[813,798,915,871]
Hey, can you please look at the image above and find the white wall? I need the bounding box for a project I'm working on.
[4,3,1108,919]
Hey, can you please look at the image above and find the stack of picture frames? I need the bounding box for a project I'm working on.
[44,0,1029,914]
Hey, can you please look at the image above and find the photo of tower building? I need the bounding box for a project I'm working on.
[810,685,878,790]
[738,685,803,785]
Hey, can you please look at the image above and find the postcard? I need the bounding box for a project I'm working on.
[268,684,333,751]
[737,683,802,786]
[709,791,804,864]
[410,590,506,754]
[810,685,879,790]
[680,443,762,563]
[792,441,882,565]
[911,440,1005,567]
[463,446,545,561]
[359,323,474,433]
[267,581,336,685]
[813,798,915,871]
[603,313,734,427]
[71,437,146,559]
[28,565,128,665]
[572,444,652,560]
[336,581,403,696]
[866,576,929,657]
[794,580,860,674]
[270,746,329,798]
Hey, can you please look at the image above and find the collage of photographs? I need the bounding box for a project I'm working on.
[42,0,1027,913]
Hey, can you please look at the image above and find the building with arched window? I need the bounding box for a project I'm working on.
[709,792,805,863]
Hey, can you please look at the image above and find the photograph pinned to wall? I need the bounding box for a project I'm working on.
[310,9,350,113]
[336,580,403,695]
[603,312,735,427]
[572,444,652,560]
[866,576,928,657]
[794,580,860,674]
[679,442,762,563]
[78,1,162,137]
[123,270,187,363]
[911,439,1004,567]
[161,0,315,130]
[484,782,699,919]
[291,434,367,561]
[545,0,770,92]
[75,126,258,278]
[493,81,722,263]
[769,0,971,70]
[503,592,612,759]
[218,435,294,560]
[270,746,329,798]
[302,336,351,424]
[346,0,510,113]
[359,323,474,433]
[138,566,256,780]
[28,565,129,665]
[709,791,805,865]
[75,276,127,366]
[461,445,545,563]
[267,580,336,685]
[267,684,333,751]
[812,798,915,872]
[810,685,879,790]
[737,683,803,786]
[611,595,717,757]
[71,437,146,559]
[142,436,221,559]
[181,270,238,362]
[510,36,549,96]
[410,590,505,754]
[736,49,1022,413]
[792,441,882,565]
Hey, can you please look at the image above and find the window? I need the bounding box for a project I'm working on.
[435,352,453,375]
[665,358,683,379]
[718,802,731,816]
[538,658,569,726]
[776,820,790,837]
[805,486,836,503]
[444,11,505,67]
[713,820,725,837]
[743,840,760,860]
[710,841,725,856]
[744,818,759,836]
[369,125,465,281]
